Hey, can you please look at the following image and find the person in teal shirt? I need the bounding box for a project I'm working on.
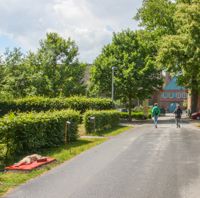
[151,103,160,128]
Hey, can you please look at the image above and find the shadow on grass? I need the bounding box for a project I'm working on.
[89,125,130,137]
[0,139,97,170]
[41,139,95,156]
[0,126,130,170]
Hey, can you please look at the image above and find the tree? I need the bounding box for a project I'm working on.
[90,29,163,120]
[0,48,47,98]
[0,48,34,98]
[0,54,5,87]
[22,51,52,97]
[0,33,86,99]
[135,0,176,35]
[0,53,12,100]
[36,32,86,97]
[157,0,200,112]
[134,0,176,60]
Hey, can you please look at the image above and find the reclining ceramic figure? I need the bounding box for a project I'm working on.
[15,154,47,167]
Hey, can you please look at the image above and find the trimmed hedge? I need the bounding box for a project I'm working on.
[83,110,120,133]
[0,110,80,156]
[0,96,113,116]
[120,112,151,120]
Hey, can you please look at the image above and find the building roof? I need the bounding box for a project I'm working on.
[163,76,186,91]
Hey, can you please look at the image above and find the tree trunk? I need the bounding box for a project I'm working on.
[128,97,132,122]
[190,77,199,114]
[191,88,198,114]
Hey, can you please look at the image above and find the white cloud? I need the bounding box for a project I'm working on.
[0,0,142,63]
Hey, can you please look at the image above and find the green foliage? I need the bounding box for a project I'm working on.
[0,91,13,101]
[157,0,200,81]
[0,33,86,98]
[96,30,162,99]
[0,96,113,116]
[119,112,151,120]
[0,48,34,98]
[36,32,86,97]
[0,110,80,156]
[89,29,162,120]
[156,0,200,112]
[135,0,200,112]
[0,100,16,116]
[83,110,120,133]
[135,0,176,35]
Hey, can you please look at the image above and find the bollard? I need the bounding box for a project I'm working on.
[64,121,71,144]
[89,116,96,132]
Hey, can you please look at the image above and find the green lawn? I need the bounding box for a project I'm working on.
[0,125,131,196]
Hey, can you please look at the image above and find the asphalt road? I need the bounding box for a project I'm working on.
[4,118,200,198]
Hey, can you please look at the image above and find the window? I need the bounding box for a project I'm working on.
[163,92,168,98]
[182,92,187,98]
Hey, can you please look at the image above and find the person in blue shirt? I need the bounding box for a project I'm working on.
[151,103,160,128]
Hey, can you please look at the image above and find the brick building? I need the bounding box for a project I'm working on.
[150,75,188,113]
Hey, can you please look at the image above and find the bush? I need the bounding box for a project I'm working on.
[83,110,120,133]
[0,100,16,116]
[0,109,80,156]
[119,112,151,120]
[0,96,113,116]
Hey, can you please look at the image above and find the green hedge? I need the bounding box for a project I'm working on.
[83,110,120,133]
[120,112,151,120]
[0,96,113,116]
[0,100,16,116]
[0,110,80,156]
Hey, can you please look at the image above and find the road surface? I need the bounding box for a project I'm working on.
[4,118,200,198]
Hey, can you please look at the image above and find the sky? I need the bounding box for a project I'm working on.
[0,0,143,63]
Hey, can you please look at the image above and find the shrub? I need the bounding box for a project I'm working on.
[0,100,16,116]
[0,109,80,156]
[119,112,151,120]
[132,112,146,120]
[83,110,120,133]
[0,96,113,116]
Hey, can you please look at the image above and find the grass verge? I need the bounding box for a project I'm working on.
[0,125,131,196]
[87,125,131,137]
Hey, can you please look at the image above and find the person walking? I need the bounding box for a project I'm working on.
[151,103,160,128]
[174,105,182,128]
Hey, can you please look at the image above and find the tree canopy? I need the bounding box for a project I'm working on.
[89,29,163,119]
[36,32,86,97]
[157,0,200,112]
[0,33,86,99]
[135,0,176,35]
[136,0,200,112]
